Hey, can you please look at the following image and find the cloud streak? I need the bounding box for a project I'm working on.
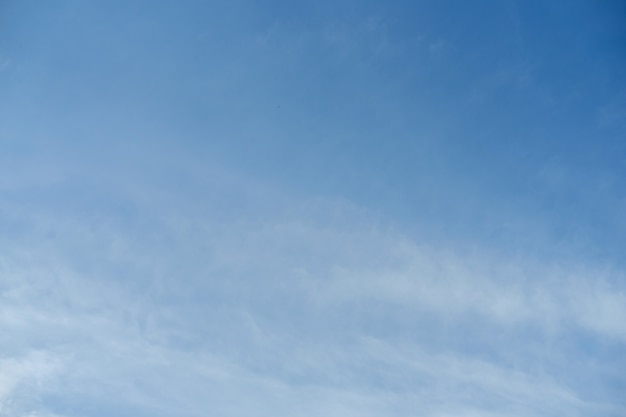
[1,159,624,416]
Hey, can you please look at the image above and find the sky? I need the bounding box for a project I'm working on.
[1,1,625,416]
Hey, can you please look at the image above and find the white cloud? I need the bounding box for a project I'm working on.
[0,159,624,416]
[0,351,62,416]
[323,241,626,339]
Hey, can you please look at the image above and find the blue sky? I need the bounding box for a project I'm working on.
[1,1,625,416]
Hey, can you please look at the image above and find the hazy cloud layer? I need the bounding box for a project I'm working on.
[1,159,624,416]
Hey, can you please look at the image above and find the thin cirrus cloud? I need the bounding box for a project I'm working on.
[1,0,626,416]
[1,157,625,416]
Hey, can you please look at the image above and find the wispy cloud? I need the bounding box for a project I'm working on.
[1,159,624,416]
[0,351,62,416]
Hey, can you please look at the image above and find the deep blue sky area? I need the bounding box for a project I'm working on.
[1,2,626,416]
[27,2,623,259]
